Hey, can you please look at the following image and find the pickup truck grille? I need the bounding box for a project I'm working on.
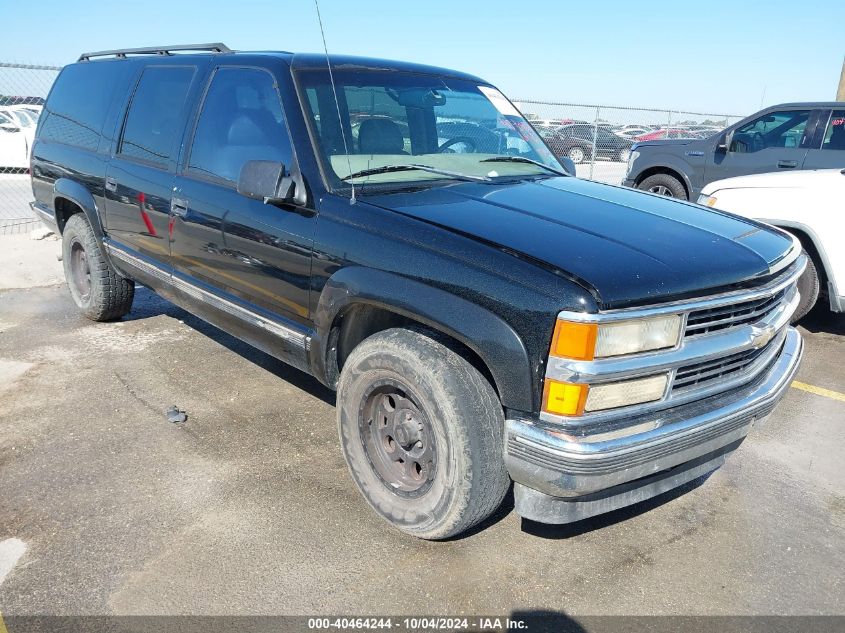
[685,288,787,336]
[672,337,782,394]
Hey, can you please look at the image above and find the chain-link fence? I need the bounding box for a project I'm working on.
[514,100,744,185]
[0,62,60,234]
[0,61,746,235]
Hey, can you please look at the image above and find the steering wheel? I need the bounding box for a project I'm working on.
[438,136,478,153]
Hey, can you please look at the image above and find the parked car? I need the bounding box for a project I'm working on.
[538,123,633,163]
[0,111,29,170]
[698,168,845,321]
[32,43,804,539]
[625,102,845,200]
[534,124,595,164]
[615,126,652,139]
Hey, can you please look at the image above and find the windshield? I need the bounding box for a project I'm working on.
[296,69,563,188]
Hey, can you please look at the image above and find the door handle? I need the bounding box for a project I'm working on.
[105,177,117,192]
[777,160,798,169]
[171,198,188,218]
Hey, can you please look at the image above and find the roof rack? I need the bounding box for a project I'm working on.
[78,43,231,62]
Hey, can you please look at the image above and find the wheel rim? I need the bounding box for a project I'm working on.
[69,239,91,301]
[359,381,436,497]
[568,147,584,163]
[648,185,674,197]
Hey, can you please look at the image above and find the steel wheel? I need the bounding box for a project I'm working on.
[648,185,674,197]
[69,238,92,301]
[359,381,436,497]
[568,147,585,164]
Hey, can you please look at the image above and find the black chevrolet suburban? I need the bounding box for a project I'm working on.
[30,44,805,539]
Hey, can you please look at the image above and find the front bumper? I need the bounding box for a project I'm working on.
[622,178,636,188]
[506,327,803,524]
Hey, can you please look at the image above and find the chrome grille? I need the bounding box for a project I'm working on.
[685,288,787,336]
[673,338,782,394]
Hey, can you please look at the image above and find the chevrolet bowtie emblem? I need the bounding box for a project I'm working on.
[750,325,776,349]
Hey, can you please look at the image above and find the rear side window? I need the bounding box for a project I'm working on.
[187,67,292,183]
[119,66,195,166]
[821,110,845,151]
[40,62,129,150]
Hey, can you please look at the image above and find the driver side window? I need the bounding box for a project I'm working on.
[731,110,810,153]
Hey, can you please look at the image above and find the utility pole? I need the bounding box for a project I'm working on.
[837,56,845,101]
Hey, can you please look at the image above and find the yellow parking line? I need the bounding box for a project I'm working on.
[0,610,8,633]
[791,381,845,403]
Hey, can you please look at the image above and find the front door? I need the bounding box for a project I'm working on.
[171,65,315,326]
[704,109,813,186]
[104,65,198,265]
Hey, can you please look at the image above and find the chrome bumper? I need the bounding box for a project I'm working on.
[506,327,803,524]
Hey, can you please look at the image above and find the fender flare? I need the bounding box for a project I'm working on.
[311,266,535,412]
[53,178,105,240]
[53,178,123,275]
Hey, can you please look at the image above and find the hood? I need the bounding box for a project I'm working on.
[703,168,845,193]
[362,176,795,309]
[632,138,697,149]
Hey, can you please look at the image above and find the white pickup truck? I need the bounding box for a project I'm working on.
[698,169,845,321]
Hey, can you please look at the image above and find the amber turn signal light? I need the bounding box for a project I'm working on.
[543,379,589,417]
[551,320,598,361]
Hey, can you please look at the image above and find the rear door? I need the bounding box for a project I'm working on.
[802,109,845,169]
[104,64,200,264]
[704,109,813,185]
[171,64,315,325]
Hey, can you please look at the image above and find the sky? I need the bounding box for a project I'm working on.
[1,0,843,117]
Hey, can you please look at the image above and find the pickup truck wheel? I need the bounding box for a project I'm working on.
[337,328,510,540]
[792,251,820,323]
[62,214,134,321]
[638,173,687,199]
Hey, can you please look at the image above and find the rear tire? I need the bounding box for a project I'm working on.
[638,173,687,199]
[62,213,134,321]
[337,327,510,540]
[792,251,820,323]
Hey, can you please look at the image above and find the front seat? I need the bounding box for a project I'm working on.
[358,118,406,154]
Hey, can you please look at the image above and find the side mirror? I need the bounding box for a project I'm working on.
[717,131,733,153]
[559,156,577,176]
[237,160,305,206]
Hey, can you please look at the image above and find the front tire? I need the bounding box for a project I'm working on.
[567,146,586,164]
[792,251,820,323]
[638,173,687,199]
[337,328,510,539]
[62,213,134,321]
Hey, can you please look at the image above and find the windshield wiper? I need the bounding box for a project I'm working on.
[479,156,571,177]
[341,164,491,183]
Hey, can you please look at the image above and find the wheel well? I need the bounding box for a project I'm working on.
[634,167,689,199]
[773,226,828,292]
[325,303,500,400]
[54,196,83,233]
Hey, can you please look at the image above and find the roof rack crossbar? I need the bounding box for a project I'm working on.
[78,43,231,62]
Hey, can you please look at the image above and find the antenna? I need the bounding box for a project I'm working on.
[314,0,356,204]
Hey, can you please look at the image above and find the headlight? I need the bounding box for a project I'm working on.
[697,193,718,207]
[626,150,639,173]
[550,314,682,361]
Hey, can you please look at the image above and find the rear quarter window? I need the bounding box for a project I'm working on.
[118,66,195,166]
[39,61,131,150]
